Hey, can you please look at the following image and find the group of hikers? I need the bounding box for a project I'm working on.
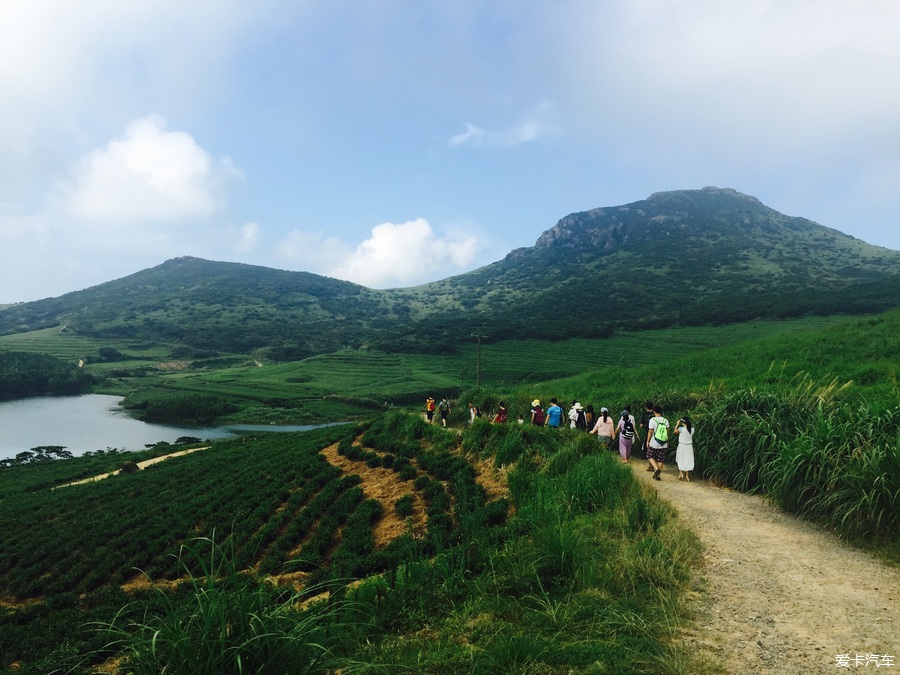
[424,396,696,481]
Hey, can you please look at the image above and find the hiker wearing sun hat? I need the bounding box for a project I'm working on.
[530,399,545,425]
[567,401,583,429]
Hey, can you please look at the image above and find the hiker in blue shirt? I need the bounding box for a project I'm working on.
[545,398,564,428]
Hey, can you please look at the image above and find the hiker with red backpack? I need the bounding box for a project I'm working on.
[530,399,545,425]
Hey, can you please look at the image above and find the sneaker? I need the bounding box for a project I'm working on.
[646,466,653,472]
[653,469,661,480]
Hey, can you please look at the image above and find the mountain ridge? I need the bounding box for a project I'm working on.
[2,187,899,356]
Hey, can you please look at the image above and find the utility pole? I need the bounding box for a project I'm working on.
[471,333,488,386]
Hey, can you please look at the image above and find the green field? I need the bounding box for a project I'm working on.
[0,316,851,425]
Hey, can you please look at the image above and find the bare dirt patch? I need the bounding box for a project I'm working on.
[120,574,185,594]
[0,595,41,610]
[469,455,510,502]
[634,464,900,674]
[153,361,190,371]
[319,442,426,546]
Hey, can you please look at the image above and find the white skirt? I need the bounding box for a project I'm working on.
[676,442,695,471]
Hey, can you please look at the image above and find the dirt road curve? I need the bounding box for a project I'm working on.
[634,465,899,674]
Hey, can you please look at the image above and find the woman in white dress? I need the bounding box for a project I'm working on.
[674,416,695,481]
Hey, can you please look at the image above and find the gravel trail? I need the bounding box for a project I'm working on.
[634,464,899,674]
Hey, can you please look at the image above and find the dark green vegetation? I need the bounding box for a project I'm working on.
[0,444,197,497]
[2,188,899,363]
[0,351,92,400]
[366,186,900,348]
[0,416,705,674]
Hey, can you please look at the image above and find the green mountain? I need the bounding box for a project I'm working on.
[406,187,900,344]
[2,187,899,357]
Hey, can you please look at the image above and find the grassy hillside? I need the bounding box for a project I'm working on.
[3,307,899,672]
[0,257,401,360]
[492,309,900,421]
[462,309,900,549]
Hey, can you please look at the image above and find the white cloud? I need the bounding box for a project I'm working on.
[0,213,50,243]
[58,115,241,224]
[449,101,558,149]
[0,1,268,195]
[276,219,483,288]
[236,222,260,252]
[330,219,480,288]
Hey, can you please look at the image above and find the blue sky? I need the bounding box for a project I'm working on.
[2,1,899,302]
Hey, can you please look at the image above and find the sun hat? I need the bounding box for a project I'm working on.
[532,399,540,406]
[574,402,583,410]
[600,407,608,413]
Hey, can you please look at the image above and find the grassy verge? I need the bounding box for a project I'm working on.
[451,313,900,562]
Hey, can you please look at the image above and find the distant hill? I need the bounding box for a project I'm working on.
[2,187,899,357]
[0,258,403,360]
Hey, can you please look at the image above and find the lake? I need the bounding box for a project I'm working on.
[0,394,340,460]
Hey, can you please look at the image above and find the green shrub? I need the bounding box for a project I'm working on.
[395,494,415,518]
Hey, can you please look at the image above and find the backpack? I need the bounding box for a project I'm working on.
[653,419,669,443]
[622,417,635,437]
[475,407,482,418]
[533,406,545,425]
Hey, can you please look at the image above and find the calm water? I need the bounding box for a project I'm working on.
[0,394,339,460]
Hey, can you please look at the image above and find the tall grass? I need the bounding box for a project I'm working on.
[95,536,347,674]
[695,377,900,540]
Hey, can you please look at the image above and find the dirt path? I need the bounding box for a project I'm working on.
[633,464,899,674]
[56,447,209,488]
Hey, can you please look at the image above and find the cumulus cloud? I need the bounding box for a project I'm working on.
[276,219,481,288]
[0,1,264,196]
[330,219,480,288]
[449,101,558,149]
[58,115,241,224]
